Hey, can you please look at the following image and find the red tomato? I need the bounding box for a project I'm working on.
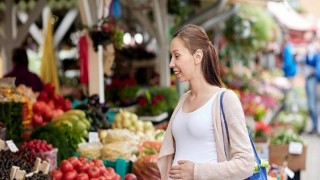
[60,160,74,173]
[112,174,121,180]
[32,114,44,126]
[99,168,107,175]
[87,167,101,178]
[69,157,81,168]
[97,176,107,180]
[75,173,89,180]
[63,170,77,180]
[51,169,63,180]
[124,173,137,180]
[79,157,88,163]
[77,162,89,173]
[92,159,104,166]
[105,168,115,176]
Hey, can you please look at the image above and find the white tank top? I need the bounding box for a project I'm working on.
[171,92,219,167]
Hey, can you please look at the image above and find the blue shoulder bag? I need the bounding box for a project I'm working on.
[220,91,268,180]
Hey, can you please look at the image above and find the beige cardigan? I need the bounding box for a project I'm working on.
[157,88,254,180]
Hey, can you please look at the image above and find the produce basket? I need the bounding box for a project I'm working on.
[35,148,58,171]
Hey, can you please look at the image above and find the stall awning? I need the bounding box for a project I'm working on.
[267,1,315,31]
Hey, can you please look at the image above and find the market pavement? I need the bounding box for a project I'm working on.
[300,133,320,180]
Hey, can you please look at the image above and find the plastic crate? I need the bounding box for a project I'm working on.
[103,158,132,180]
[73,152,132,180]
[106,110,117,123]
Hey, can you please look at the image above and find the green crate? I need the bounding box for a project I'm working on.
[104,158,132,180]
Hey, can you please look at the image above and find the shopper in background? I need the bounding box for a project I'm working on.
[305,38,320,135]
[4,47,44,92]
[157,24,254,180]
[282,36,297,79]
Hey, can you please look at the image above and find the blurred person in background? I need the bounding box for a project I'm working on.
[305,35,320,135]
[282,36,297,79]
[4,47,44,92]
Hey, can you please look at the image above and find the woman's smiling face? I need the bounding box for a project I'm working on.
[169,37,195,82]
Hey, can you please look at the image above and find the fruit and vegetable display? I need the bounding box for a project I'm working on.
[270,130,305,145]
[112,110,155,138]
[30,110,90,163]
[32,83,72,126]
[77,142,103,159]
[0,102,23,142]
[0,150,50,179]
[52,156,121,180]
[75,94,111,131]
[97,129,139,161]
[21,139,58,170]
[132,141,162,180]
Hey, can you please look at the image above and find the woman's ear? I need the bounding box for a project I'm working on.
[194,49,203,64]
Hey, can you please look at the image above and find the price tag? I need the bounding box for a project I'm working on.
[6,140,19,152]
[289,142,303,154]
[284,167,295,179]
[88,132,100,143]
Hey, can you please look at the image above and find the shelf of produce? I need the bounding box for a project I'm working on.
[139,112,168,123]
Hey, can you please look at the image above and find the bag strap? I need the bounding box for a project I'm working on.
[220,91,261,165]
[220,91,229,158]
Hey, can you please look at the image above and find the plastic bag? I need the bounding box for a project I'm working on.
[35,148,58,171]
[77,142,103,159]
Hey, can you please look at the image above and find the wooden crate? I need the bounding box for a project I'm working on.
[269,144,307,171]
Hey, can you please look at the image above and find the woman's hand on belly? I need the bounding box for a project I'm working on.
[169,160,194,180]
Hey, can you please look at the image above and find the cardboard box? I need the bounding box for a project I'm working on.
[269,144,307,171]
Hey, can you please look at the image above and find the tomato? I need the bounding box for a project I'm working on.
[124,173,137,180]
[97,176,107,180]
[105,168,115,176]
[79,157,88,163]
[111,174,121,180]
[32,114,44,126]
[51,169,63,180]
[60,160,74,173]
[69,157,81,168]
[92,159,104,166]
[77,162,89,173]
[87,166,100,178]
[63,170,77,180]
[75,173,89,180]
[99,168,107,175]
